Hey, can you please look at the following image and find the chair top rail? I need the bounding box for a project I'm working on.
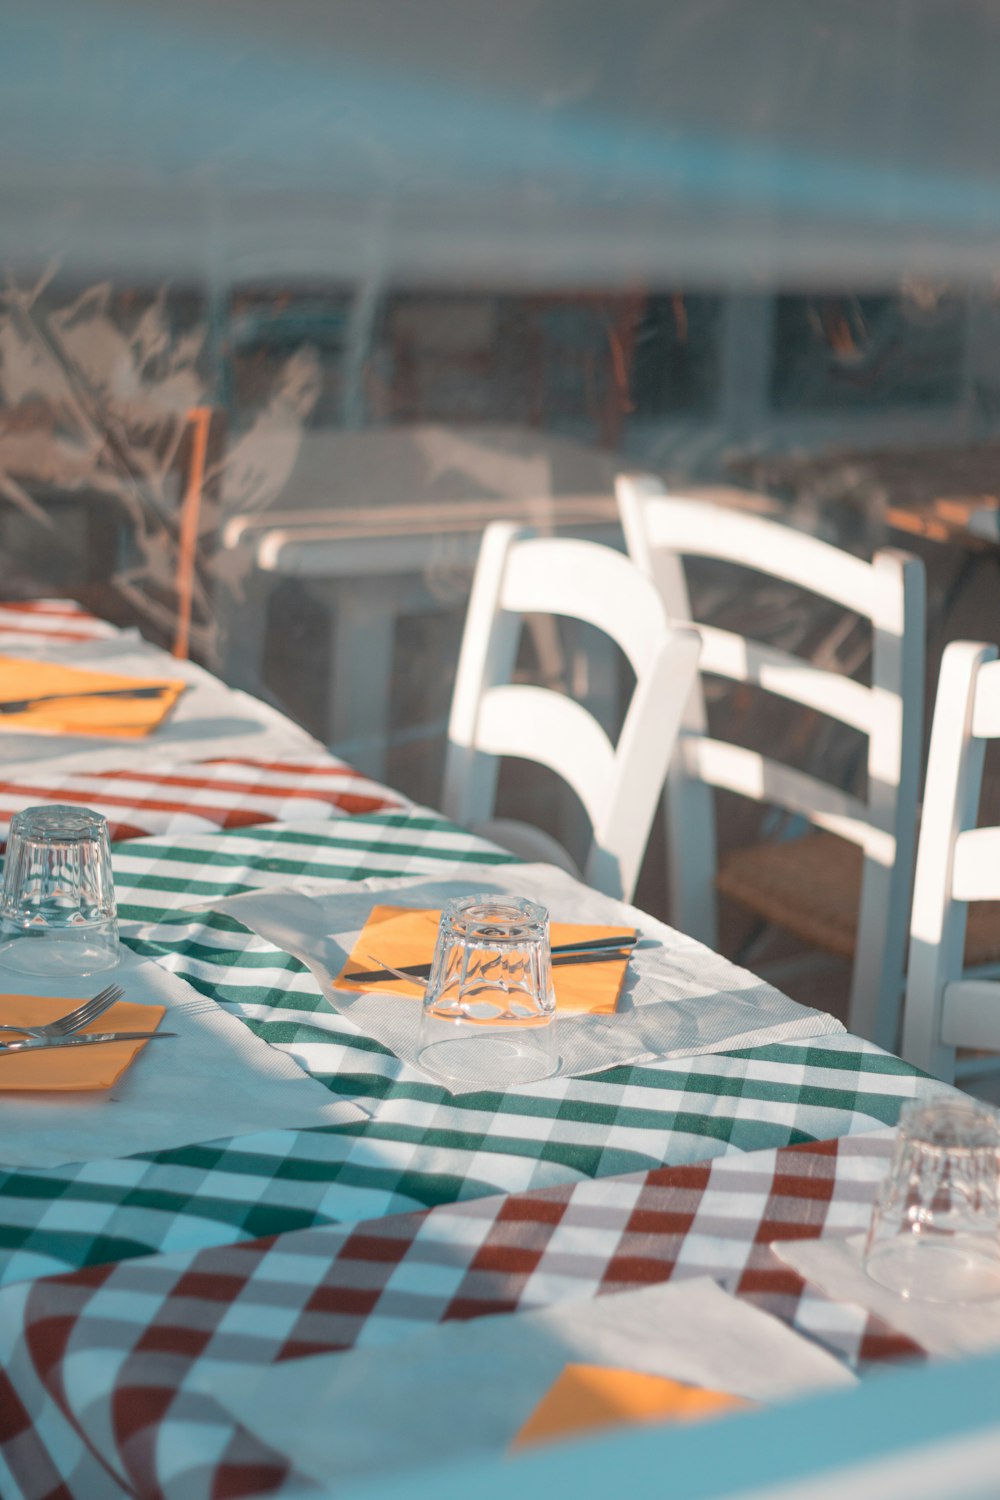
[500,536,669,677]
[618,478,905,621]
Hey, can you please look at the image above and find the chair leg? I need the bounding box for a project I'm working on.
[733,917,772,970]
[217,567,270,694]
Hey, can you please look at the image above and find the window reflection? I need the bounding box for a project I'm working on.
[4,2,1000,970]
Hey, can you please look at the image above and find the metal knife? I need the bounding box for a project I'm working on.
[0,686,169,715]
[0,1031,176,1055]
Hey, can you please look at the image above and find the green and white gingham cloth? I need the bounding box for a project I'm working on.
[0,807,951,1288]
[200,865,845,1090]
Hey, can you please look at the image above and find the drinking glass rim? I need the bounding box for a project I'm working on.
[897,1097,1000,1154]
[439,894,549,945]
[9,805,111,843]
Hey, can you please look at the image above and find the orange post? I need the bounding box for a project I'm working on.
[172,406,213,660]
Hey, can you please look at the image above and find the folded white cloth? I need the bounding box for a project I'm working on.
[202,864,844,1093]
[199,1276,854,1490]
[200,1278,851,1488]
[772,1234,1000,1359]
[0,633,323,774]
[0,944,366,1169]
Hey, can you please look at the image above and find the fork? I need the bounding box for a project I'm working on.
[0,983,125,1040]
[363,955,430,987]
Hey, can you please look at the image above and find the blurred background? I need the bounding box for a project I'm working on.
[4,0,1000,983]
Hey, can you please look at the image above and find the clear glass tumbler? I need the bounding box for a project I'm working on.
[416,895,558,1088]
[0,805,120,976]
[863,1096,1000,1302]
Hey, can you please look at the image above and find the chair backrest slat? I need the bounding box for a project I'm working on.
[681,739,877,851]
[940,980,1000,1052]
[620,477,881,616]
[952,826,1000,902]
[497,536,667,676]
[696,626,874,733]
[475,686,617,833]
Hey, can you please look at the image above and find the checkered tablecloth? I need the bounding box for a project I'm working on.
[0,599,122,646]
[0,603,407,844]
[0,755,409,846]
[0,603,951,1500]
[0,1129,924,1500]
[0,810,948,1294]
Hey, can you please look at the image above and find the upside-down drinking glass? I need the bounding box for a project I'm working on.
[863,1096,1000,1303]
[0,805,120,976]
[416,895,558,1088]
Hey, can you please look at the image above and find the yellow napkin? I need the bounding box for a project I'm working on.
[512,1363,750,1450]
[332,905,635,1015]
[0,993,167,1091]
[0,655,186,737]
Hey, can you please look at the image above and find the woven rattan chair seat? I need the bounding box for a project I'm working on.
[717,831,1000,969]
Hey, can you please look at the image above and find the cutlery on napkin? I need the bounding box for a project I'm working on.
[0,685,171,714]
[344,933,640,985]
[0,991,169,1091]
[333,904,637,1015]
[0,653,186,737]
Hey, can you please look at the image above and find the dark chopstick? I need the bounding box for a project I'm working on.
[343,935,636,985]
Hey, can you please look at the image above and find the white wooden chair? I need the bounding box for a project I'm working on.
[902,641,1000,1083]
[440,522,701,901]
[617,472,926,1047]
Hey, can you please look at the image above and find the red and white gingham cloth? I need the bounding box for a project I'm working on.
[0,599,121,646]
[0,1129,922,1500]
[0,601,408,842]
[0,755,409,846]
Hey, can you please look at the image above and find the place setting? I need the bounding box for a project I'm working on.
[0,803,171,1091]
[199,862,848,1094]
[0,651,188,739]
[0,803,368,1171]
[0,983,175,1092]
[772,1094,1000,1358]
[0,633,324,776]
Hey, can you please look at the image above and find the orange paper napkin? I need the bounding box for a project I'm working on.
[0,993,167,1091]
[512,1363,750,1450]
[332,904,636,1015]
[0,655,186,737]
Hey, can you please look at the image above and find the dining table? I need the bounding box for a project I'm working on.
[0,598,959,1500]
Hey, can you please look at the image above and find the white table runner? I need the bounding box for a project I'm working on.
[0,945,366,1169]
